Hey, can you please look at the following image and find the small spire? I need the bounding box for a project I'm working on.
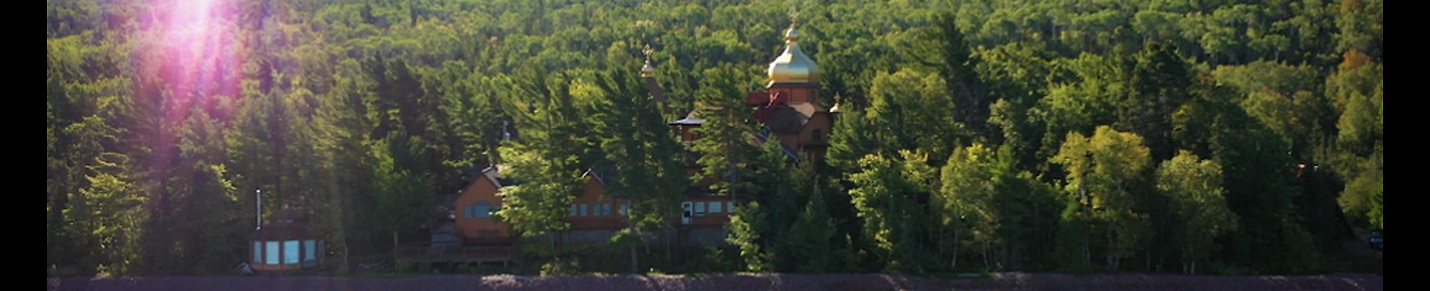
[641,44,657,78]
[785,7,802,42]
[788,6,800,27]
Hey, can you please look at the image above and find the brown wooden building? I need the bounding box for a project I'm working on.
[250,210,325,273]
[445,23,826,247]
[452,166,513,245]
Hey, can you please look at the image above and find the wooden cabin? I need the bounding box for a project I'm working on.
[250,210,325,273]
[453,166,513,245]
[569,169,631,232]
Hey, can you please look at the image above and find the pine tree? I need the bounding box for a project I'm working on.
[1117,43,1194,161]
[692,64,760,198]
[786,188,836,273]
[827,108,876,177]
[494,65,588,262]
[727,201,772,272]
[590,57,690,272]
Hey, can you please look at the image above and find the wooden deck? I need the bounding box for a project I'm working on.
[393,245,517,265]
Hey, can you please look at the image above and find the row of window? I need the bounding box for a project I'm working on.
[461,201,738,219]
[570,203,623,217]
[687,201,734,217]
[253,240,321,266]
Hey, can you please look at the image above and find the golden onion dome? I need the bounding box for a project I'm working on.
[641,61,657,78]
[767,25,820,85]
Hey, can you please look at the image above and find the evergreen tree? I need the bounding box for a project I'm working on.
[786,187,836,273]
[692,64,759,198]
[750,140,798,271]
[727,201,773,272]
[1117,43,1194,161]
[908,12,989,138]
[494,65,588,262]
[590,56,690,271]
[826,108,876,177]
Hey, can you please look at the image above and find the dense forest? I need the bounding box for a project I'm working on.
[48,0,1382,276]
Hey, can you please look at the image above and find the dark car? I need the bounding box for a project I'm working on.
[1370,231,1384,251]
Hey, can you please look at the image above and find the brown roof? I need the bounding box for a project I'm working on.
[252,210,319,241]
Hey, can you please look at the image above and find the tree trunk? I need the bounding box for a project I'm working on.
[1005,241,1016,271]
[1106,228,1118,272]
[1146,251,1152,272]
[1082,231,1092,272]
[343,238,351,275]
[549,232,560,262]
[630,244,639,274]
[951,229,960,272]
[665,224,673,265]
[983,245,991,270]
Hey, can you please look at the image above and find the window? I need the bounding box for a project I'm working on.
[464,205,473,218]
[695,202,707,217]
[813,129,823,142]
[603,203,613,216]
[266,241,280,265]
[284,240,301,265]
[571,204,578,216]
[729,202,738,212]
[710,201,723,214]
[619,203,630,216]
[305,240,317,262]
[253,242,262,263]
[580,204,589,217]
[474,203,493,218]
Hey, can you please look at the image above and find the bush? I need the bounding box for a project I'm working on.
[541,260,581,276]
[394,262,418,274]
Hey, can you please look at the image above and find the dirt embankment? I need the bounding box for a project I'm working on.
[48,273,1383,291]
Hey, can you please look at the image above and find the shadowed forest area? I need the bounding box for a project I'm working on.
[48,0,1382,277]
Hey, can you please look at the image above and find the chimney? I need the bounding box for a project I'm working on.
[256,189,263,230]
